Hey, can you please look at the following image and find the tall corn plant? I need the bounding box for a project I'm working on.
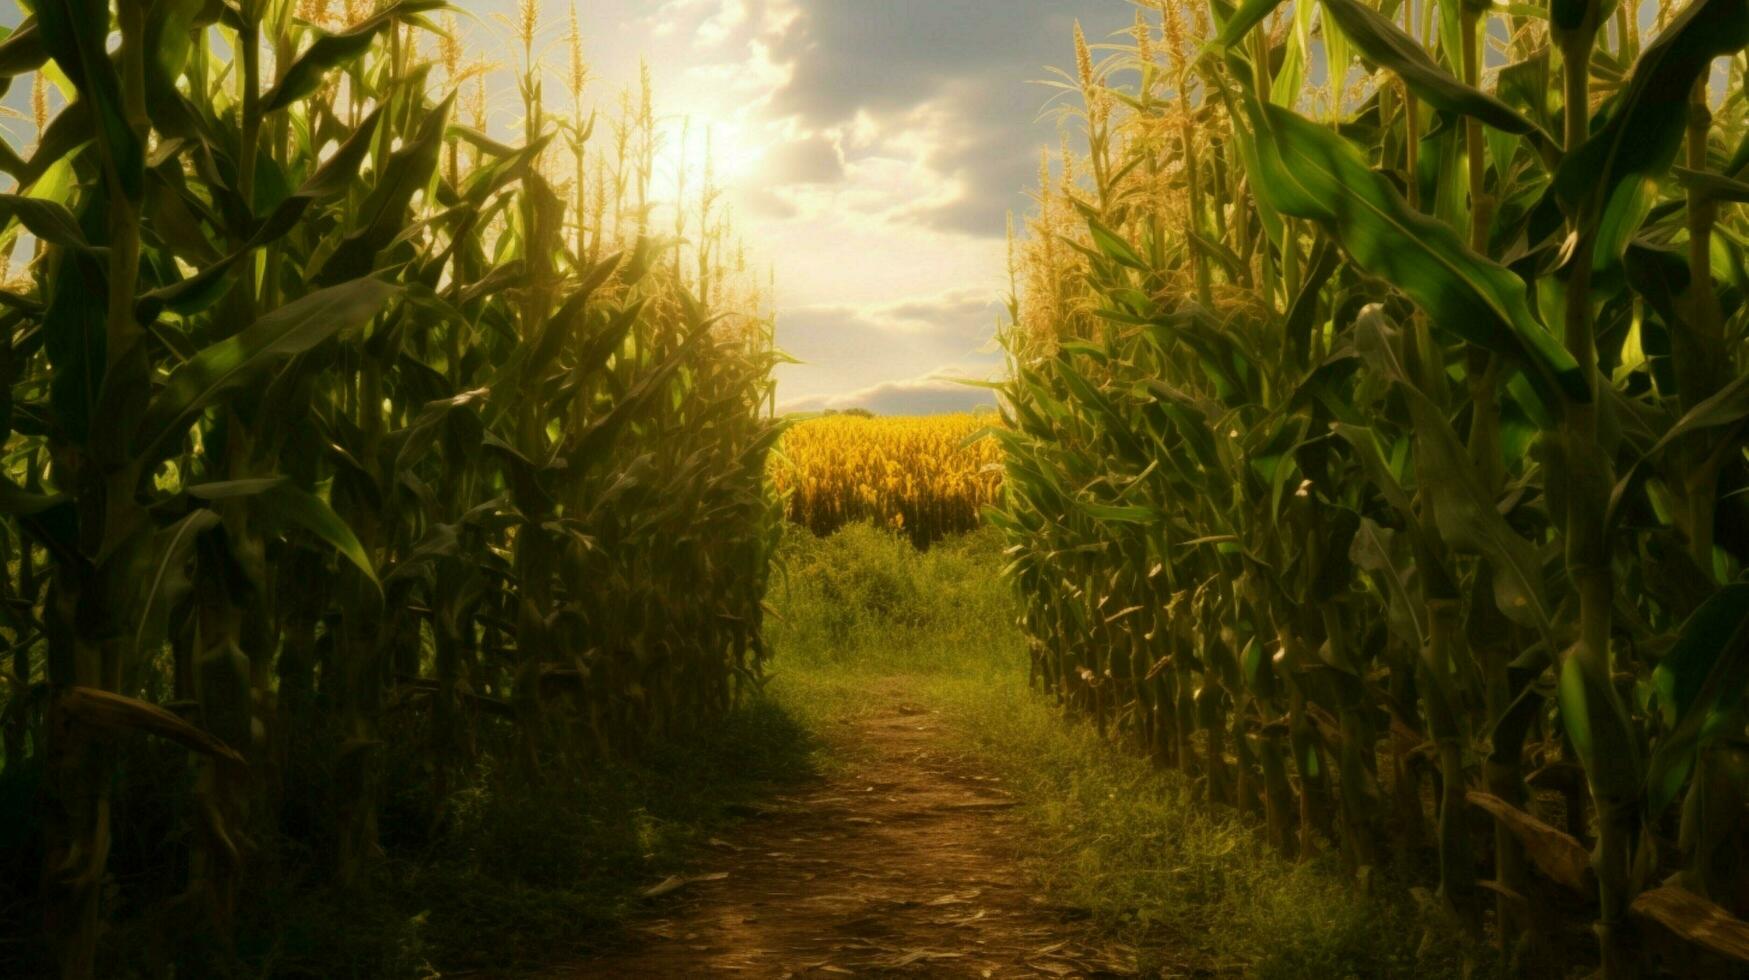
[0,2,783,976]
[997,1,1749,974]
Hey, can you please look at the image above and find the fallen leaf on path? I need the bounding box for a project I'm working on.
[940,800,1019,811]
[640,876,687,898]
[639,872,729,898]
[926,890,982,906]
[884,949,965,967]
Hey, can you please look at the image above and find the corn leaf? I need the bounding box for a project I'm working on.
[1645,585,1749,814]
[1553,0,1749,269]
[1322,0,1546,141]
[1243,98,1587,407]
[262,0,446,112]
[135,278,401,463]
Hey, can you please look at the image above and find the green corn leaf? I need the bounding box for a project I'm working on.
[1608,371,1749,530]
[1352,308,1554,638]
[1241,637,1274,695]
[0,22,47,81]
[574,300,644,381]
[1271,0,1311,106]
[1086,216,1149,271]
[1350,517,1426,649]
[1644,373,1749,459]
[35,0,142,201]
[1054,357,1149,464]
[186,478,291,500]
[1674,166,1749,205]
[1645,585,1749,814]
[262,0,447,112]
[1241,98,1586,407]
[129,509,221,664]
[1215,0,1288,49]
[0,193,91,252]
[1188,229,1247,281]
[1080,503,1165,524]
[1553,0,1749,269]
[295,106,387,202]
[257,484,381,591]
[316,94,453,285]
[1144,382,1220,471]
[42,201,107,445]
[1559,654,1643,804]
[565,325,712,474]
[389,389,488,472]
[1283,236,1338,365]
[138,108,388,319]
[460,132,556,206]
[1213,85,1287,247]
[0,475,66,515]
[139,0,207,142]
[1321,0,1548,142]
[134,278,401,464]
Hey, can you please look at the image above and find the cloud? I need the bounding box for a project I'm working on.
[648,0,766,46]
[773,289,1004,415]
[779,367,998,416]
[763,133,844,184]
[780,288,997,355]
[742,186,800,219]
[697,0,750,46]
[877,288,996,332]
[757,0,1136,237]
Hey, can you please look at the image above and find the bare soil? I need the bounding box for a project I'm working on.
[551,685,1136,978]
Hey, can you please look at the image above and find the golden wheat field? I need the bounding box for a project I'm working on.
[771,413,1004,544]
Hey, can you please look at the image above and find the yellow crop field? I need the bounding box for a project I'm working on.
[772,413,1003,544]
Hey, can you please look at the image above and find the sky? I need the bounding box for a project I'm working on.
[449,0,1137,414]
[0,0,1133,415]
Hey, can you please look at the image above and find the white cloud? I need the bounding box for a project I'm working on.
[779,366,999,416]
[762,132,844,184]
[697,0,749,46]
[793,288,994,336]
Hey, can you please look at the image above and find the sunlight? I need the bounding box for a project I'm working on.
[650,110,767,191]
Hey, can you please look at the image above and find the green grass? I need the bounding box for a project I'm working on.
[769,522,1486,979]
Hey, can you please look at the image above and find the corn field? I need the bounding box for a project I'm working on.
[0,2,782,976]
[995,1,1749,975]
[772,412,1003,546]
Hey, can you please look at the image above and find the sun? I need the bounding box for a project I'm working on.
[650,108,767,194]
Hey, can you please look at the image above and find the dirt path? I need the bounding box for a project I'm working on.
[554,684,1135,978]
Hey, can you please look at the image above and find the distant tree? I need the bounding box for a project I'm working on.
[841,407,875,418]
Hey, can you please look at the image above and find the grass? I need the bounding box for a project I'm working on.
[769,522,1486,979]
